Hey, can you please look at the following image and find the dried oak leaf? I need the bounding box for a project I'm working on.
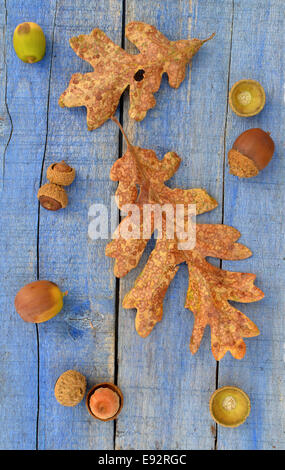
[105,119,264,360]
[59,22,215,130]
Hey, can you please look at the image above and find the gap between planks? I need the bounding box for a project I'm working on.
[113,0,126,451]
[35,0,58,450]
[215,0,235,451]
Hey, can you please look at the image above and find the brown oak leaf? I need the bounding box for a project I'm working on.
[59,22,214,130]
[106,118,264,360]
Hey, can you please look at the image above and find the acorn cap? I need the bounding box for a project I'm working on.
[228,149,260,178]
[209,386,251,428]
[37,183,68,211]
[86,382,124,421]
[54,370,87,406]
[229,79,265,117]
[47,160,75,186]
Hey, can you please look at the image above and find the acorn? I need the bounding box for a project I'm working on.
[47,161,76,186]
[86,383,123,421]
[14,280,67,323]
[209,386,251,428]
[228,128,275,178]
[54,370,87,407]
[37,183,68,211]
[229,79,265,117]
[13,22,46,64]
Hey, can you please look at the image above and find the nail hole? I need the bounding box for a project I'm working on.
[134,69,145,82]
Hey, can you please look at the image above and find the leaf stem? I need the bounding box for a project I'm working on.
[111,116,132,147]
[202,32,216,43]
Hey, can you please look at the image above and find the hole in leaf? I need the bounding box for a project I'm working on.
[134,69,145,82]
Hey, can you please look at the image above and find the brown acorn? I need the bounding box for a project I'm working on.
[47,160,75,186]
[37,183,68,211]
[15,280,67,323]
[228,128,275,178]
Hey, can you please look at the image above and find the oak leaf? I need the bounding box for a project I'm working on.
[106,118,264,360]
[59,22,214,130]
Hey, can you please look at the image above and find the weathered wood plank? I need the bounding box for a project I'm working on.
[116,0,233,450]
[0,0,56,449]
[219,0,285,450]
[36,0,123,450]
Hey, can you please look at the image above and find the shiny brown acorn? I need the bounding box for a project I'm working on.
[15,280,67,323]
[47,161,76,186]
[37,183,68,211]
[228,128,275,178]
[86,383,123,421]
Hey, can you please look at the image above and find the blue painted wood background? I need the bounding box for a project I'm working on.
[0,0,284,450]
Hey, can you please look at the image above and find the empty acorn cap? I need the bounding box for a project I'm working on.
[86,382,124,421]
[37,183,68,211]
[47,161,76,186]
[209,386,251,428]
[54,370,87,406]
[229,79,265,117]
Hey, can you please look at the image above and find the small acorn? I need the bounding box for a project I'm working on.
[54,370,87,407]
[13,22,46,64]
[86,383,123,421]
[15,280,67,323]
[37,183,68,211]
[228,128,275,178]
[47,161,76,186]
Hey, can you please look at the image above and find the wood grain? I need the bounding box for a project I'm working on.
[0,0,55,449]
[116,0,233,450]
[218,0,285,450]
[36,0,123,450]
